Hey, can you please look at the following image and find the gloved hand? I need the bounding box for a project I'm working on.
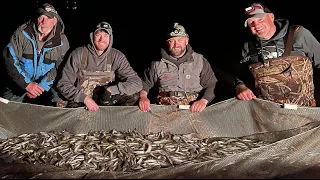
[100,86,113,105]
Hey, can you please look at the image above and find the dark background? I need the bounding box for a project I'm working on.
[1,0,319,104]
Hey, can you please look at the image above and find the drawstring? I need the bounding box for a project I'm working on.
[259,40,264,59]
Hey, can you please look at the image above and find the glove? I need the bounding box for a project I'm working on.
[100,86,113,105]
[66,101,85,108]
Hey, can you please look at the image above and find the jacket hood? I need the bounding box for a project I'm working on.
[31,9,66,35]
[248,19,290,61]
[257,19,289,44]
[269,19,289,41]
[55,13,66,34]
[22,12,67,48]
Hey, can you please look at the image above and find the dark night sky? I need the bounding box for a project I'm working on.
[0,0,319,103]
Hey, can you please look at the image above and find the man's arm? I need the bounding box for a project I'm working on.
[199,57,217,103]
[108,51,142,96]
[235,42,256,100]
[138,61,158,112]
[141,61,158,94]
[295,27,320,68]
[56,47,87,103]
[235,42,250,87]
[3,30,31,90]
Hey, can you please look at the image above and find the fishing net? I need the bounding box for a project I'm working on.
[0,98,319,178]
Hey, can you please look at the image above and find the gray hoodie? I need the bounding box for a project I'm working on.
[236,19,320,89]
[57,23,142,103]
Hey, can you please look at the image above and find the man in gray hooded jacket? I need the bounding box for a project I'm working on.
[236,2,320,106]
[139,22,217,113]
[2,3,70,106]
[57,22,142,111]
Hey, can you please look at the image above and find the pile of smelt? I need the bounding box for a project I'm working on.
[0,130,269,172]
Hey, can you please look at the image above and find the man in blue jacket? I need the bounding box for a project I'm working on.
[2,3,70,106]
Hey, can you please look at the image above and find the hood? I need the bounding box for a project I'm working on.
[55,13,66,35]
[251,19,290,60]
[23,12,67,47]
[34,3,66,35]
[88,22,114,60]
[257,19,289,45]
[32,8,66,35]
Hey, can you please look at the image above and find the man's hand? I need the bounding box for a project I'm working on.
[138,90,151,112]
[190,99,208,113]
[84,96,99,111]
[26,92,37,99]
[236,84,256,101]
[25,82,44,97]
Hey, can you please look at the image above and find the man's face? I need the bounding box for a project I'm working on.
[166,37,188,58]
[37,15,57,35]
[93,29,110,52]
[246,13,275,40]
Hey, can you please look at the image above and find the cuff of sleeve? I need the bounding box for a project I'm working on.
[235,83,245,89]
[50,88,60,102]
[142,88,150,94]
[142,83,151,94]
[79,92,87,103]
[39,79,53,92]
[202,95,215,104]
[20,81,29,90]
[109,85,120,95]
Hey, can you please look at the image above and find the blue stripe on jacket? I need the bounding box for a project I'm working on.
[14,31,64,91]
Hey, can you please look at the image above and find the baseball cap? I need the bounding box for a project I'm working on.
[95,22,112,34]
[166,22,189,39]
[37,3,58,19]
[244,3,270,27]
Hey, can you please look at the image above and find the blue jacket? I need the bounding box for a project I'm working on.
[3,17,69,92]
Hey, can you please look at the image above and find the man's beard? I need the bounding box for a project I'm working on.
[170,47,186,58]
[38,26,51,36]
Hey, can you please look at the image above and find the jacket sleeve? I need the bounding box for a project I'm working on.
[294,27,320,68]
[141,61,158,93]
[39,35,70,91]
[56,47,87,103]
[235,42,250,87]
[3,29,30,90]
[108,51,142,96]
[200,57,217,102]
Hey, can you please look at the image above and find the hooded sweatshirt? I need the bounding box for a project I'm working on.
[142,44,217,102]
[57,23,142,103]
[3,13,69,93]
[236,19,320,89]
